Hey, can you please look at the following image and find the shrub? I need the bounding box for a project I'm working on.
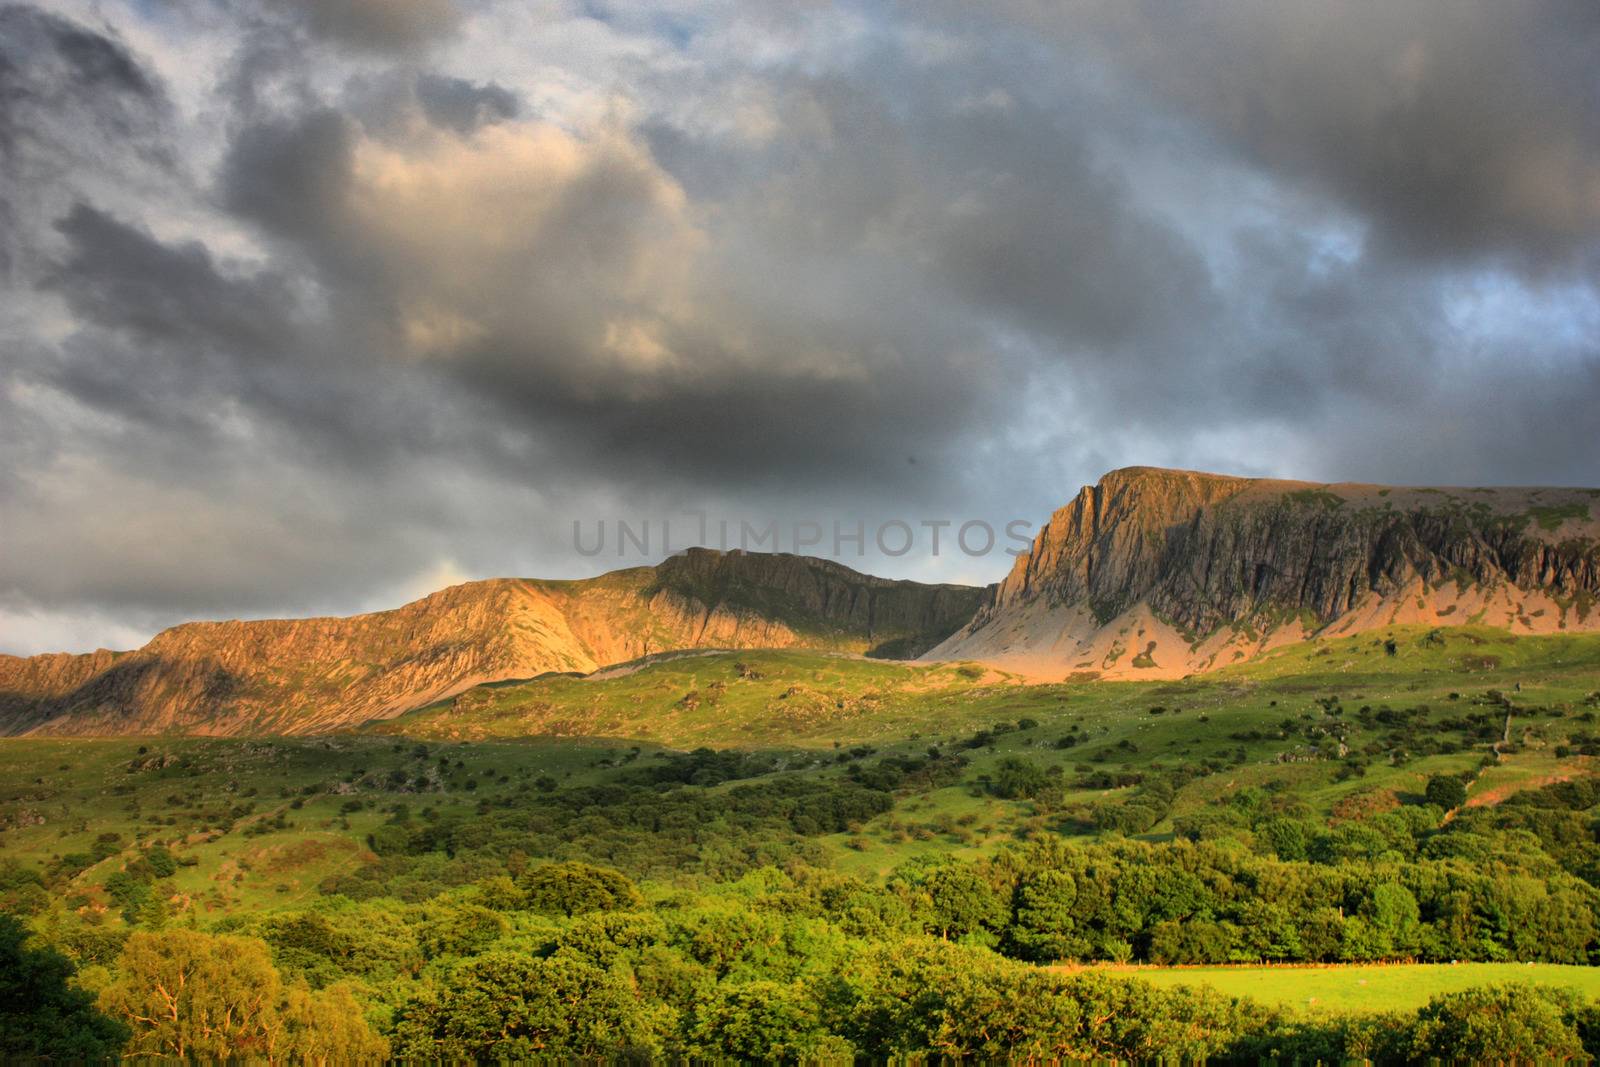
[1406,984,1583,1061]
[392,951,666,1058]
[520,861,643,918]
[1425,773,1469,810]
[691,979,847,1059]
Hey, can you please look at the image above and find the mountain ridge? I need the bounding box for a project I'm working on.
[0,549,984,736]
[7,466,1598,733]
[925,466,1600,679]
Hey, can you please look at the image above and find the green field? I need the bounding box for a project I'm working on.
[1077,962,1600,1014]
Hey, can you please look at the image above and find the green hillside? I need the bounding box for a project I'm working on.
[4,625,1600,1057]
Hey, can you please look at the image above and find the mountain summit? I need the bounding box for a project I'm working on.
[0,549,981,735]
[926,466,1600,679]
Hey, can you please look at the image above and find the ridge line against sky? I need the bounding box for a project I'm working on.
[1,0,1598,655]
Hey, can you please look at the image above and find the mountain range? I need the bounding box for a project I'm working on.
[3,466,1596,735]
[0,549,980,735]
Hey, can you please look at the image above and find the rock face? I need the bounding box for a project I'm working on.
[927,467,1600,679]
[0,549,983,736]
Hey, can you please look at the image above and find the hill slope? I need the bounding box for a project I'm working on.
[0,549,983,736]
[927,466,1600,679]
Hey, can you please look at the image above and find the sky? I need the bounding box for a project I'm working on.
[2,0,1599,655]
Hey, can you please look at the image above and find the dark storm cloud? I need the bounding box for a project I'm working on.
[336,68,520,140]
[1,0,1598,654]
[36,197,547,486]
[0,4,155,110]
[27,203,357,455]
[0,5,161,174]
[0,4,171,274]
[283,0,461,52]
[414,73,519,134]
[206,63,1014,494]
[47,204,297,358]
[202,38,1219,497]
[221,108,354,249]
[910,97,1217,354]
[997,0,1600,270]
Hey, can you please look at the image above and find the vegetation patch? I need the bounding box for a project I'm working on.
[1284,488,1346,509]
[1528,504,1591,531]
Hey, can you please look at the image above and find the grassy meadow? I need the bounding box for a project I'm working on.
[1076,961,1600,1014]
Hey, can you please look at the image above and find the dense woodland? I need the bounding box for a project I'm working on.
[7,749,1600,1057]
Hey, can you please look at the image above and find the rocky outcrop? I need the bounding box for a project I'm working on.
[927,467,1600,679]
[0,549,983,736]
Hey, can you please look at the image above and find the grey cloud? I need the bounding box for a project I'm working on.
[337,70,519,139]
[221,108,354,250]
[0,4,156,108]
[208,80,1012,496]
[34,199,477,476]
[282,0,461,52]
[908,97,1216,353]
[1280,354,1600,491]
[415,73,518,134]
[997,0,1600,271]
[0,4,171,274]
[47,203,297,357]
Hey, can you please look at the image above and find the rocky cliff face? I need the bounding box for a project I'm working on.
[928,467,1600,679]
[0,549,982,736]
